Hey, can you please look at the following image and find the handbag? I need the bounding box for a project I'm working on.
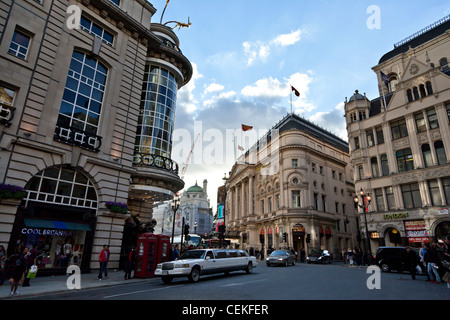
[26,265,38,279]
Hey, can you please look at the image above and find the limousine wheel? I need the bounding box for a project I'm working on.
[189,267,201,282]
[245,262,253,274]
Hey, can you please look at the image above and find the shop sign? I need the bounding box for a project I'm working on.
[383,212,408,220]
[292,224,305,233]
[404,220,429,243]
[438,208,448,215]
[21,228,73,237]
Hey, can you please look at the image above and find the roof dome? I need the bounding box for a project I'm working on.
[348,90,369,102]
[186,182,203,193]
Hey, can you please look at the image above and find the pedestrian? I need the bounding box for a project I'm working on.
[300,248,306,263]
[8,247,28,296]
[418,242,431,281]
[249,247,254,256]
[172,244,179,260]
[98,245,110,280]
[441,235,450,288]
[124,247,135,280]
[425,241,441,284]
[22,244,38,287]
[0,245,7,285]
[347,249,354,266]
[401,246,419,280]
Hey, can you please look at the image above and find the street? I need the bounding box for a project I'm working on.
[17,262,450,301]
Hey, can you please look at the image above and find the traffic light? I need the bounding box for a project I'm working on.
[184,224,190,236]
[306,233,311,243]
[283,232,287,242]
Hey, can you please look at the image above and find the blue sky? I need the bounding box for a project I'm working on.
[148,0,450,210]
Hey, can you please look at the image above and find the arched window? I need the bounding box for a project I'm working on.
[25,166,98,209]
[407,89,413,102]
[55,51,107,152]
[426,81,433,95]
[413,87,420,100]
[396,148,414,172]
[434,140,447,165]
[371,157,379,178]
[419,84,427,98]
[422,144,433,168]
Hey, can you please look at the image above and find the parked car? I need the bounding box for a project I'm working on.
[374,246,422,273]
[154,249,257,283]
[306,249,332,264]
[266,250,296,267]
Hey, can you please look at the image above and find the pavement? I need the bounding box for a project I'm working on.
[0,269,157,299]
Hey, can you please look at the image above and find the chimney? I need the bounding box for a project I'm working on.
[203,179,208,196]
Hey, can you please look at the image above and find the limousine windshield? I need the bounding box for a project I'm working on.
[179,250,207,259]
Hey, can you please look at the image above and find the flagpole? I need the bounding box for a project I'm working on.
[381,83,387,111]
[290,85,293,114]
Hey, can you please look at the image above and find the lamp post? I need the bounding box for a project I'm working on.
[221,173,229,248]
[353,188,372,261]
[171,196,180,246]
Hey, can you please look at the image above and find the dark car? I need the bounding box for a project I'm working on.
[266,250,296,267]
[306,249,332,264]
[374,246,422,273]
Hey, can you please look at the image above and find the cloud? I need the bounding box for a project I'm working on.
[308,102,347,140]
[177,62,203,114]
[243,29,304,66]
[204,83,224,95]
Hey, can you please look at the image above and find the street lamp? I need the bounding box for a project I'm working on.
[171,196,180,246]
[194,221,198,235]
[353,188,372,263]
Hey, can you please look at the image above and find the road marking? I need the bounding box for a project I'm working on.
[103,284,184,299]
[220,279,266,287]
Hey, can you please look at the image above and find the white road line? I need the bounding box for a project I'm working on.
[103,284,184,299]
[220,279,266,287]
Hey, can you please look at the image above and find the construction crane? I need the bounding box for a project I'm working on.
[179,133,200,181]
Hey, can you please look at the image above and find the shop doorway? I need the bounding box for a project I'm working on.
[435,221,450,240]
[385,228,402,247]
[292,224,305,260]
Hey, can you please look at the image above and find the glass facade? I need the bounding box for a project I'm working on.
[134,65,177,160]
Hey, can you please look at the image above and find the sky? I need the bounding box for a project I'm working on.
[148,0,450,212]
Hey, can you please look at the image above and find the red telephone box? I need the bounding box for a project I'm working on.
[134,233,170,278]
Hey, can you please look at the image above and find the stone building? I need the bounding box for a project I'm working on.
[225,113,359,259]
[0,0,191,274]
[344,16,450,252]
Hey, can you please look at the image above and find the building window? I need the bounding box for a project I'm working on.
[396,148,414,172]
[427,108,439,129]
[292,159,298,168]
[422,144,433,168]
[428,180,442,206]
[319,166,324,175]
[443,178,450,204]
[401,183,422,209]
[109,0,120,5]
[391,118,408,140]
[291,191,300,208]
[55,51,107,152]
[260,199,264,214]
[8,29,31,60]
[354,137,360,150]
[375,188,385,211]
[415,112,426,132]
[434,140,447,165]
[321,195,327,212]
[276,194,280,209]
[407,89,413,103]
[314,193,318,210]
[335,202,339,213]
[268,197,272,212]
[359,110,366,120]
[0,85,16,127]
[311,163,316,172]
[134,65,178,160]
[419,84,427,98]
[426,82,433,95]
[332,170,336,179]
[413,87,420,100]
[358,165,364,180]
[371,157,379,178]
[385,187,395,210]
[80,16,114,46]
[375,126,384,144]
[380,154,389,176]
[350,112,357,122]
[366,129,374,147]
[25,166,97,209]
[440,57,449,71]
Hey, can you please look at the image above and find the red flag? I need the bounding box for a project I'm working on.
[242,124,253,131]
[291,86,300,97]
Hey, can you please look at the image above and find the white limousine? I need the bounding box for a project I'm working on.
[155,249,258,283]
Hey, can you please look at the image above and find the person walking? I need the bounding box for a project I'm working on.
[172,244,180,260]
[441,235,450,288]
[401,246,419,280]
[124,247,135,280]
[22,244,38,287]
[8,247,28,296]
[98,245,110,280]
[419,242,431,281]
[425,241,442,284]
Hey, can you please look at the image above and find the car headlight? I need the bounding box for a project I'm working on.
[278,258,284,261]
[174,263,190,268]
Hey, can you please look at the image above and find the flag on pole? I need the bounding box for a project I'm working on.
[291,85,300,97]
[380,71,390,87]
[241,124,253,132]
[238,145,244,151]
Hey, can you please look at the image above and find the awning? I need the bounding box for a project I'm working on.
[24,219,91,231]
